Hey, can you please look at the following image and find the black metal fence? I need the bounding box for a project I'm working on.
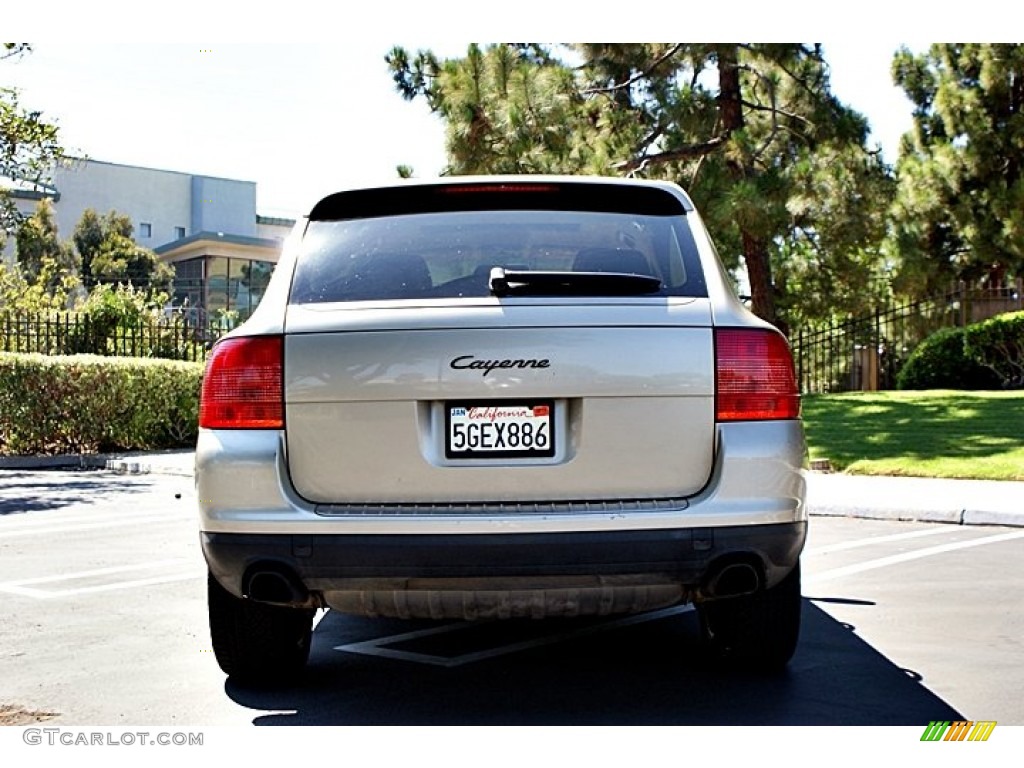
[791,282,1024,394]
[4,282,1022,385]
[0,311,233,363]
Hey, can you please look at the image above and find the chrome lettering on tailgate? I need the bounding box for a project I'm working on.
[446,402,555,459]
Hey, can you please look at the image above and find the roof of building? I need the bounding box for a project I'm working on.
[153,231,282,256]
[0,175,61,202]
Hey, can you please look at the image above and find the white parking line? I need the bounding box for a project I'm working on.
[0,513,192,538]
[806,529,1024,584]
[0,509,190,529]
[333,527,1024,668]
[1,572,204,598]
[804,525,957,556]
[334,604,693,667]
[0,559,204,599]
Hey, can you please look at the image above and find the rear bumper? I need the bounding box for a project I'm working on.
[196,419,807,535]
[198,418,807,614]
[203,521,806,597]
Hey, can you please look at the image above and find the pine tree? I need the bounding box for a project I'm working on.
[891,43,1024,297]
[388,43,891,329]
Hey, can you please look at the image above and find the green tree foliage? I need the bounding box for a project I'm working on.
[3,204,172,312]
[895,326,1000,390]
[963,310,1024,388]
[891,44,1024,298]
[778,141,897,327]
[0,253,80,312]
[73,208,131,281]
[1,44,64,234]
[14,198,77,285]
[64,283,202,359]
[387,43,892,329]
[72,207,173,290]
[89,232,173,288]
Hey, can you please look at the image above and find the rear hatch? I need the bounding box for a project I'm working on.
[281,180,715,505]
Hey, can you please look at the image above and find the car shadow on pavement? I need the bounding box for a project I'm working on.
[225,601,963,726]
[0,470,158,515]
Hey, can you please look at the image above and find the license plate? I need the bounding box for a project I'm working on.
[446,401,555,459]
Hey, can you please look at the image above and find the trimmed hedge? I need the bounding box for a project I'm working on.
[0,352,203,455]
[964,310,1024,389]
[896,326,1001,390]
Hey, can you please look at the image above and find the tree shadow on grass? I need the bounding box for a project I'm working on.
[225,601,962,726]
[802,392,1024,468]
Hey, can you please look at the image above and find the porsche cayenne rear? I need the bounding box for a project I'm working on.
[197,176,806,683]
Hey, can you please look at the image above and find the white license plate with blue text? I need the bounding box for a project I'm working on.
[445,402,555,459]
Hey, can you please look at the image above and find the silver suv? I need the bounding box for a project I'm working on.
[197,176,806,683]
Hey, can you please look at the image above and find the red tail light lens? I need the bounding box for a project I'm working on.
[199,335,283,429]
[715,328,800,421]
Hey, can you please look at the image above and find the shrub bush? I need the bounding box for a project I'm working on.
[0,352,203,455]
[963,310,1024,389]
[895,326,1001,390]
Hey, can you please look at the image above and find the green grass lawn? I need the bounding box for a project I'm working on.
[801,390,1024,481]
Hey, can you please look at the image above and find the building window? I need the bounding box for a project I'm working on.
[206,256,229,317]
[243,260,274,319]
[175,226,186,240]
[140,222,152,238]
[171,257,205,322]
[168,255,276,324]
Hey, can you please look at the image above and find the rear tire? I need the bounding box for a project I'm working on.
[697,561,802,671]
[207,573,315,685]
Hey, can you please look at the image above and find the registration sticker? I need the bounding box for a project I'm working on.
[446,401,555,459]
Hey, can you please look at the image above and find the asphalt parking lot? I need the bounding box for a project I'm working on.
[1,468,1022,726]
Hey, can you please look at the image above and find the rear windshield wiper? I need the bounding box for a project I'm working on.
[488,267,661,297]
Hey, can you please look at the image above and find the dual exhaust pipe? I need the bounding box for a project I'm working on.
[703,561,761,599]
[245,568,317,608]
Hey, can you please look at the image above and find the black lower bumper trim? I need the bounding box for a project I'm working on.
[202,522,806,598]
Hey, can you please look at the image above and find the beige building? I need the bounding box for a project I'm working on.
[4,158,296,321]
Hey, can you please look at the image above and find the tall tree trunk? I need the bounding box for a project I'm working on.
[742,231,782,331]
[716,44,779,328]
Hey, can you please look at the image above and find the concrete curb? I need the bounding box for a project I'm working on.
[0,453,193,477]
[805,471,1024,528]
[0,454,111,471]
[3,454,1022,527]
[808,506,1024,528]
[104,457,193,477]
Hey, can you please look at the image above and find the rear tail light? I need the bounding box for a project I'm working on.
[199,335,283,429]
[715,328,800,421]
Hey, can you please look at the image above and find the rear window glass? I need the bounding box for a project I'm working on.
[290,187,707,304]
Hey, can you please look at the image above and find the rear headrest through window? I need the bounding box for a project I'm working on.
[573,248,652,276]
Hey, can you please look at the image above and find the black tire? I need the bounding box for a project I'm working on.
[207,572,315,685]
[697,561,802,671]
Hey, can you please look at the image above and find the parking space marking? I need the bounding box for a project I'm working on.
[0,512,192,538]
[0,559,203,599]
[806,529,1024,585]
[333,604,693,667]
[0,509,189,529]
[331,528,1024,667]
[804,525,959,556]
